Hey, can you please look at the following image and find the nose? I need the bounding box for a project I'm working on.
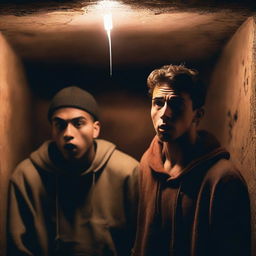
[160,102,172,119]
[63,123,74,142]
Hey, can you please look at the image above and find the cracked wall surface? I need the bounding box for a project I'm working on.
[201,17,256,254]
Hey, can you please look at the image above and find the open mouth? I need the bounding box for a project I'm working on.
[158,124,171,132]
[64,143,77,151]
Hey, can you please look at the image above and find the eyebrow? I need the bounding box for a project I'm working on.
[52,116,86,123]
[152,96,183,100]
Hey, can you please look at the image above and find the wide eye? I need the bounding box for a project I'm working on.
[168,98,184,114]
[54,120,67,131]
[72,118,85,128]
[153,98,165,108]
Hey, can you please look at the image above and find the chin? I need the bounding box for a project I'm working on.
[157,133,171,142]
[158,131,179,143]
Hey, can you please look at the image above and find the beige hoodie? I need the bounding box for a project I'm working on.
[8,139,139,256]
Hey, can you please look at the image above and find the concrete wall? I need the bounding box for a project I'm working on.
[0,33,33,256]
[201,17,256,254]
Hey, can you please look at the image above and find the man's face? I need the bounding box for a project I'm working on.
[151,83,198,142]
[51,107,100,162]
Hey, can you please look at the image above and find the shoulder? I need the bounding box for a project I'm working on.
[202,159,248,194]
[10,158,40,186]
[95,138,138,168]
[206,158,244,182]
[106,149,139,176]
[109,149,139,168]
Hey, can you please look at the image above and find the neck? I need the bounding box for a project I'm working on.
[71,144,96,172]
[162,129,198,172]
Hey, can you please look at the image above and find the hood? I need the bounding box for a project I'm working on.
[148,130,230,182]
[81,139,116,175]
[29,139,116,175]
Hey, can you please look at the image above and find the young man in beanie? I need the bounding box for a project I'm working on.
[7,86,139,256]
[132,65,251,256]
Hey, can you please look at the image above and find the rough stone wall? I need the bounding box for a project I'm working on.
[201,17,256,254]
[0,34,33,256]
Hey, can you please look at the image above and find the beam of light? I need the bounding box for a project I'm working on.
[103,13,113,77]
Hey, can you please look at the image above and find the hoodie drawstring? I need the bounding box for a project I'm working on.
[155,180,161,216]
[55,175,60,251]
[92,171,96,187]
[170,182,182,255]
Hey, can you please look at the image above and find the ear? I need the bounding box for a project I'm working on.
[93,121,101,139]
[193,108,204,125]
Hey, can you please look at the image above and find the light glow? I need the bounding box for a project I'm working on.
[104,13,113,31]
[103,11,113,76]
[97,0,122,11]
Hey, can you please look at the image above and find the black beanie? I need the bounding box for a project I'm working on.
[48,86,99,121]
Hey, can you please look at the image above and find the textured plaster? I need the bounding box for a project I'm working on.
[201,17,256,254]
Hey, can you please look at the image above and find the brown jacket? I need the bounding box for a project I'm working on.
[132,131,251,256]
